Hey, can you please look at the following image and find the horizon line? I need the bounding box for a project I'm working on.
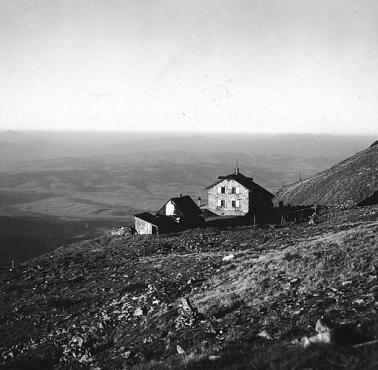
[0,128,376,138]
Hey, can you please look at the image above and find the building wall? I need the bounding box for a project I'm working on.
[135,218,155,234]
[165,201,176,216]
[249,188,273,213]
[208,179,249,216]
[159,201,184,218]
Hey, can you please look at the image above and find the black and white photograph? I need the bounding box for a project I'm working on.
[0,1,377,369]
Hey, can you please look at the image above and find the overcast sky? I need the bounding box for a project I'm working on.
[1,0,378,134]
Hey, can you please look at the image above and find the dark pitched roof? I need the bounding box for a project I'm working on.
[134,212,161,225]
[167,195,203,217]
[205,173,274,199]
[250,181,275,199]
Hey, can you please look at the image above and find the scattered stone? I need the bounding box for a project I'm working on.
[110,226,135,236]
[301,331,332,348]
[301,318,371,348]
[133,308,143,317]
[121,351,131,359]
[176,344,185,355]
[222,254,234,262]
[315,318,337,333]
[353,298,365,306]
[291,338,301,345]
[308,213,319,225]
[293,307,304,315]
[209,355,221,361]
[257,329,273,340]
[175,298,200,329]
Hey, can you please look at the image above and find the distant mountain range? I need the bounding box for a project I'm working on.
[0,131,374,162]
[274,141,378,207]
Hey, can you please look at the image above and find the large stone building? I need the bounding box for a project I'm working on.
[205,164,274,217]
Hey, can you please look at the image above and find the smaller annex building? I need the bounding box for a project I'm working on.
[156,195,203,226]
[134,195,203,235]
[205,164,274,217]
[134,213,177,235]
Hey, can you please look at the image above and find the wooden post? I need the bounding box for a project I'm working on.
[253,214,256,226]
[11,259,14,270]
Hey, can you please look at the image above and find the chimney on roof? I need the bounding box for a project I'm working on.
[234,158,240,175]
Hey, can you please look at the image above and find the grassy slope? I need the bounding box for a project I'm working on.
[274,145,378,207]
[0,206,377,369]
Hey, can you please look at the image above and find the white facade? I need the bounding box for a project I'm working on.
[208,179,249,216]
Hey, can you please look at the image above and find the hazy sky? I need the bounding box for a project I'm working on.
[1,0,378,134]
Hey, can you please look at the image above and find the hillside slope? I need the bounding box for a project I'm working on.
[0,206,378,369]
[274,143,378,207]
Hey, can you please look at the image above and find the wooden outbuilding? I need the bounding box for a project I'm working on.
[134,195,203,235]
[134,212,177,235]
[156,195,204,227]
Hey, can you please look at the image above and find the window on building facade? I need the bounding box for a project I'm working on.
[217,199,226,208]
[231,187,236,194]
[217,186,227,194]
[232,200,240,208]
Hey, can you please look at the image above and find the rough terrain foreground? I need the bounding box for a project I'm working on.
[274,143,378,207]
[1,206,378,369]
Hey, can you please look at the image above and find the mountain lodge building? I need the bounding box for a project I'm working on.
[205,163,274,217]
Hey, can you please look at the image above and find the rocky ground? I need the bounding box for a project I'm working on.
[1,205,378,369]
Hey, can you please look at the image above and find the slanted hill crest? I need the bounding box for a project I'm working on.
[274,143,378,207]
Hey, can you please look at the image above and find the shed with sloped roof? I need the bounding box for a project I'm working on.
[134,212,178,235]
[156,195,203,227]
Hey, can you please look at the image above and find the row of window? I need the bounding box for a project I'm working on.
[217,199,240,208]
[218,186,240,194]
